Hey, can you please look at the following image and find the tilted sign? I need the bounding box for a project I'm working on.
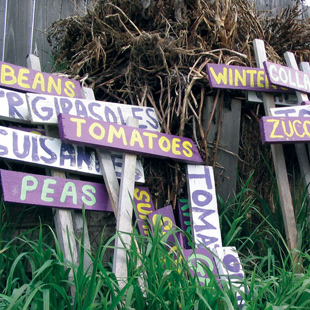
[0,61,82,98]
[206,63,291,93]
[260,116,310,144]
[58,113,203,164]
[176,198,192,249]
[264,61,310,94]
[186,165,222,250]
[0,169,113,212]
[0,126,145,182]
[0,87,160,132]
[26,93,160,130]
[269,105,310,117]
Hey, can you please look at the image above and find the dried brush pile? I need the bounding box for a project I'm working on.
[47,0,310,205]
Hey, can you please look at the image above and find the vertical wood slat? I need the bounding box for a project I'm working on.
[253,39,298,252]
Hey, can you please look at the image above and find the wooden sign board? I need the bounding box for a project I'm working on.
[58,113,203,164]
[183,248,220,286]
[148,205,177,245]
[0,126,145,182]
[264,61,310,94]
[186,165,222,250]
[260,116,310,144]
[206,63,291,93]
[26,93,160,131]
[270,105,310,117]
[0,61,82,98]
[133,187,155,236]
[0,169,113,212]
[214,247,245,308]
[176,198,192,249]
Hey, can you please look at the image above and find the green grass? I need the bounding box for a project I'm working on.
[1,173,310,309]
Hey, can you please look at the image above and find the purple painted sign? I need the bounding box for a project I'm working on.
[260,116,310,144]
[176,199,192,248]
[270,105,310,118]
[264,61,310,94]
[0,61,82,98]
[58,113,203,164]
[0,169,113,212]
[148,205,178,245]
[206,63,291,93]
[183,248,220,286]
[186,165,222,250]
[133,187,155,236]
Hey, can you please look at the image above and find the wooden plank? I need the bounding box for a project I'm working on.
[0,169,113,212]
[112,117,138,288]
[254,39,298,251]
[3,0,33,67]
[0,60,82,97]
[26,92,160,130]
[58,113,203,164]
[186,165,222,250]
[206,63,292,93]
[260,116,310,144]
[264,61,310,94]
[203,97,241,201]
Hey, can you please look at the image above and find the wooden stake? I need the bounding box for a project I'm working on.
[253,39,298,252]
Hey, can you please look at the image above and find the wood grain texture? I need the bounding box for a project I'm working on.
[254,39,298,252]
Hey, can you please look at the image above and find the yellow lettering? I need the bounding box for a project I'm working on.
[267,119,284,139]
[142,132,158,149]
[107,125,127,145]
[32,72,45,91]
[182,140,193,157]
[303,120,310,137]
[281,120,294,137]
[137,203,153,219]
[89,122,105,140]
[17,68,30,88]
[234,70,246,86]
[134,188,150,202]
[257,71,265,88]
[130,129,144,147]
[47,76,62,95]
[64,81,76,97]
[70,117,86,137]
[293,120,305,138]
[172,138,181,155]
[1,64,17,85]
[246,70,257,87]
[229,68,233,85]
[209,67,227,85]
[158,136,171,152]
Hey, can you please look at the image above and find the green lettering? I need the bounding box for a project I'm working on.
[41,179,56,202]
[81,185,96,206]
[60,182,77,204]
[20,176,38,200]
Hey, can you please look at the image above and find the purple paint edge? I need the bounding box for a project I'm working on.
[176,199,192,249]
[0,61,82,98]
[58,113,203,164]
[0,169,113,212]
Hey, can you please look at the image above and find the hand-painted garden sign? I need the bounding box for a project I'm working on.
[133,187,155,236]
[206,63,291,93]
[26,93,160,131]
[264,61,310,94]
[214,247,245,309]
[183,248,220,286]
[260,116,310,144]
[176,198,192,249]
[269,105,310,117]
[0,169,113,212]
[186,165,222,250]
[0,61,82,98]
[0,126,145,182]
[58,113,203,164]
[148,205,177,245]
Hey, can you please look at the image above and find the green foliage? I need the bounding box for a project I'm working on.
[1,174,310,309]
